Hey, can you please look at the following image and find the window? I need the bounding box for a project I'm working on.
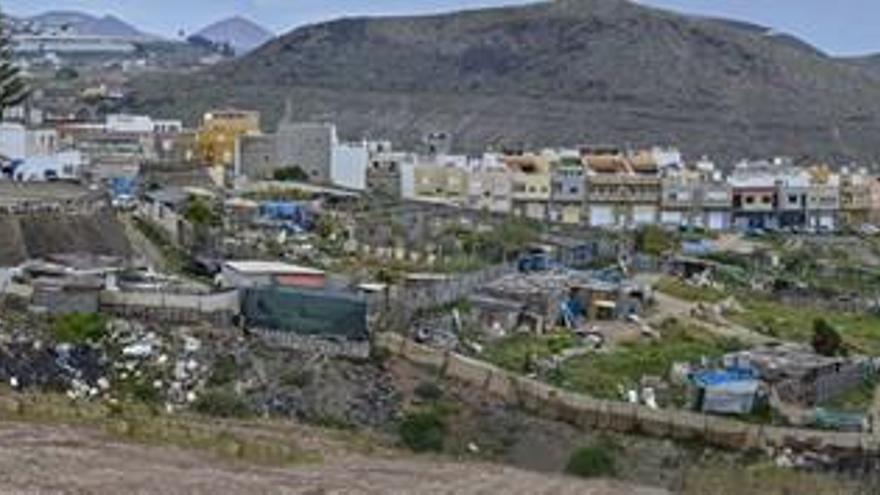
[761,196,771,204]
[746,196,755,205]
[788,195,798,204]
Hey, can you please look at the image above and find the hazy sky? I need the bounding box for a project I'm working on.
[4,0,877,56]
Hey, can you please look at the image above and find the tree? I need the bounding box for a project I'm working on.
[811,318,844,357]
[0,10,28,116]
[273,165,309,182]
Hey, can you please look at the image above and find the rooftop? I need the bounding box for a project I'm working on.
[224,260,325,276]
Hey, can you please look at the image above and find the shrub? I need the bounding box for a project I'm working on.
[812,318,844,357]
[193,390,252,418]
[414,382,444,402]
[273,165,309,182]
[52,313,107,344]
[565,445,616,478]
[399,410,446,452]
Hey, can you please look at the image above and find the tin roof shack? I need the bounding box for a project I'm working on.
[726,344,871,407]
[477,271,573,333]
[572,279,648,321]
[220,261,327,290]
[30,275,103,315]
[468,294,527,339]
[691,368,761,415]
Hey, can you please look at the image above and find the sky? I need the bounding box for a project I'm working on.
[4,0,878,56]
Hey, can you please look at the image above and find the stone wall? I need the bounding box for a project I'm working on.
[375,332,880,454]
[99,290,239,325]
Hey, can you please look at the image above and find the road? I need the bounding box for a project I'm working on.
[0,422,666,494]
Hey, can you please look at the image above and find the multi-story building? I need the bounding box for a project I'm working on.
[584,147,661,228]
[806,167,839,231]
[366,142,409,199]
[467,155,512,214]
[404,155,469,204]
[729,160,783,230]
[506,152,552,221]
[549,155,585,225]
[837,170,872,229]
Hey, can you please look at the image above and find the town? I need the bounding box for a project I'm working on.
[3,3,880,495]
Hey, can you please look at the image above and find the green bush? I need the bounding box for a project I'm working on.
[399,410,446,452]
[273,165,309,182]
[52,313,107,344]
[193,390,253,418]
[565,445,616,478]
[414,382,445,401]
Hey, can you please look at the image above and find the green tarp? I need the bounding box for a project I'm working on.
[242,287,369,341]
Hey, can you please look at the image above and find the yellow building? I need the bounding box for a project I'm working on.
[505,153,552,220]
[838,172,874,228]
[196,109,260,167]
[412,164,469,203]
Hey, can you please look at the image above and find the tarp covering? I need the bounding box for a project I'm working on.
[241,286,368,341]
[694,368,759,415]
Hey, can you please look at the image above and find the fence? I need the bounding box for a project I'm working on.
[375,332,880,454]
[99,290,239,325]
[386,263,516,323]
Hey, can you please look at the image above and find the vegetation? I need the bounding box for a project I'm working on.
[729,297,880,355]
[483,332,576,374]
[193,390,253,419]
[565,442,617,478]
[52,313,107,344]
[273,165,309,182]
[655,276,728,303]
[681,463,859,495]
[636,225,676,256]
[811,318,844,357]
[0,9,28,115]
[556,322,742,400]
[183,197,221,227]
[399,409,447,452]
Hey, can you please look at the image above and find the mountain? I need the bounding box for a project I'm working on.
[192,16,274,54]
[845,54,880,78]
[21,10,157,39]
[127,0,880,164]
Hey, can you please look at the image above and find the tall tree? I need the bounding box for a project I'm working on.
[0,9,27,116]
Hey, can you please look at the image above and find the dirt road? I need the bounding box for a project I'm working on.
[0,422,666,494]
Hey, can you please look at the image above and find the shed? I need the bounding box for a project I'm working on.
[693,369,760,415]
[221,260,326,289]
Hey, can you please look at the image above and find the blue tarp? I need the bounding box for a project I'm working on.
[110,177,136,198]
[692,368,756,387]
[258,201,314,230]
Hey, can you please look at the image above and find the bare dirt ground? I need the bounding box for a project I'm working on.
[0,421,665,495]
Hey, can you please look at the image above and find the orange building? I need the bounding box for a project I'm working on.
[196,109,260,167]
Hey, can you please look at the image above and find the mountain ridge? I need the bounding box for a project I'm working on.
[192,16,274,54]
[126,0,880,165]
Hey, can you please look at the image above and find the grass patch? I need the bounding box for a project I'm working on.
[399,409,446,453]
[655,276,728,303]
[193,390,254,419]
[821,376,877,413]
[728,297,880,355]
[682,463,859,495]
[565,441,617,478]
[555,322,742,400]
[483,332,576,374]
[52,313,107,344]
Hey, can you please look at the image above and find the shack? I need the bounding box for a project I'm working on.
[724,344,872,406]
[220,260,326,289]
[692,368,761,415]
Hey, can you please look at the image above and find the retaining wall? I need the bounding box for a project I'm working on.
[99,290,239,325]
[375,332,878,454]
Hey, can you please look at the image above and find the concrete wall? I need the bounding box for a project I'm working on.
[375,333,879,454]
[99,290,239,324]
[331,143,368,191]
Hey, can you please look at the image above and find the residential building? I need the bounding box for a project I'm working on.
[729,160,783,230]
[467,156,512,214]
[506,152,552,221]
[549,155,585,225]
[407,156,469,204]
[331,142,368,191]
[197,109,260,167]
[584,147,661,228]
[837,170,872,228]
[806,166,839,230]
[367,143,408,198]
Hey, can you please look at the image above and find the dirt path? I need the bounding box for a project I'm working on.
[0,422,666,494]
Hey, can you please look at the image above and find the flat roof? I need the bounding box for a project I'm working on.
[0,182,94,206]
[224,260,325,276]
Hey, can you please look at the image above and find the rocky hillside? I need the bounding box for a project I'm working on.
[192,16,274,55]
[23,11,154,39]
[128,0,880,164]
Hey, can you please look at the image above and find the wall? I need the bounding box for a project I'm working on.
[375,333,880,454]
[331,143,368,191]
[99,290,239,324]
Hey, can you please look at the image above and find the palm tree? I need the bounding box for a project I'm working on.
[0,9,28,117]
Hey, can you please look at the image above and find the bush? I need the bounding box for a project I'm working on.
[399,410,446,452]
[812,318,844,357]
[273,166,309,182]
[52,313,107,344]
[414,382,444,401]
[565,445,616,478]
[193,390,253,418]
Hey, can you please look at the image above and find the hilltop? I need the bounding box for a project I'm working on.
[192,16,274,55]
[124,0,880,163]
